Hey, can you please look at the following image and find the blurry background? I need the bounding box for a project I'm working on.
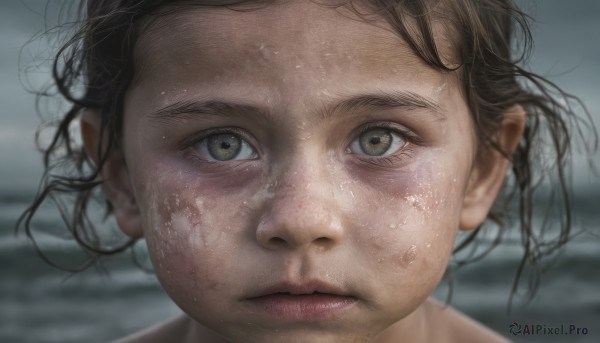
[1,1,598,342]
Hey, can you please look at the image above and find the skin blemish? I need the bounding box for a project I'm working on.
[399,244,417,268]
[404,195,425,211]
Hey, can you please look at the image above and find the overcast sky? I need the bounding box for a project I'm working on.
[1,0,598,192]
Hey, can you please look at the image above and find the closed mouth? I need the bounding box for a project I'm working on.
[244,281,358,320]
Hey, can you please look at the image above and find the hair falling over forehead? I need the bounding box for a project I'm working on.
[17,0,596,305]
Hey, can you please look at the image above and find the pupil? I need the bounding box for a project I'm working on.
[359,129,392,156]
[207,133,242,160]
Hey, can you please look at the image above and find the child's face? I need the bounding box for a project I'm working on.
[120,2,478,341]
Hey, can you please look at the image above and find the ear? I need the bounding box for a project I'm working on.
[459,105,526,231]
[81,110,143,239]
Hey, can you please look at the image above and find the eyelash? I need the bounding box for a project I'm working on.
[349,122,419,167]
[181,127,259,163]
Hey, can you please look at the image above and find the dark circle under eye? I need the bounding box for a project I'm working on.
[359,128,393,156]
[207,133,242,161]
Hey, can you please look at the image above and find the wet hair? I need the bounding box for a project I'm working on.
[17,0,596,305]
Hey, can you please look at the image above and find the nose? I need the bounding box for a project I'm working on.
[256,168,345,251]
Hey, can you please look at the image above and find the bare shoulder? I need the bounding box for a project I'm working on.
[424,298,512,343]
[111,314,191,343]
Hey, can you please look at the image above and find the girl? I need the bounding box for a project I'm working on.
[18,0,594,342]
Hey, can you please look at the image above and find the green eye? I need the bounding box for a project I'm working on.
[350,128,406,156]
[196,132,257,161]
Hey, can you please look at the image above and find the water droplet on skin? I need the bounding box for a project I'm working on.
[425,243,431,248]
[350,191,355,198]
[295,64,302,69]
[160,91,166,95]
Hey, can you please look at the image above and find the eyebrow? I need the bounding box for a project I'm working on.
[329,90,445,120]
[147,90,446,124]
[148,99,276,125]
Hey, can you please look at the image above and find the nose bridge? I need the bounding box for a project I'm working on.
[256,150,344,250]
[279,152,329,198]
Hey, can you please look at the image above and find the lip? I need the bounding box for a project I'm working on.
[244,280,358,320]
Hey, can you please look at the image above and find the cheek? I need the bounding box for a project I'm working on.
[349,157,466,276]
[136,171,252,302]
[144,194,223,295]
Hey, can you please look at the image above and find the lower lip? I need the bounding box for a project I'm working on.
[245,293,357,320]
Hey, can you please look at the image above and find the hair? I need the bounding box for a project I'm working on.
[17,0,596,306]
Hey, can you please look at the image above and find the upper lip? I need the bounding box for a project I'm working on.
[246,280,352,299]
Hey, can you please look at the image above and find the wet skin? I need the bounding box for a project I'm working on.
[107,2,498,342]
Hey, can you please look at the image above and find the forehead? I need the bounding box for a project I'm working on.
[138,2,407,61]
[128,1,462,121]
[134,2,453,81]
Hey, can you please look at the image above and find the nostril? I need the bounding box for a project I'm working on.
[314,236,332,246]
[269,237,287,247]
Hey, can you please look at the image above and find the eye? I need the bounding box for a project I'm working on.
[194,132,257,161]
[349,128,407,156]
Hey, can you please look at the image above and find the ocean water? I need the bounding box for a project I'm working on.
[1,1,599,342]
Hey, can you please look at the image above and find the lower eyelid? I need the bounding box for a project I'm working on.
[355,146,416,168]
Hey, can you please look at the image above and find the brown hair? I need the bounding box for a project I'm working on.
[17,0,596,304]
